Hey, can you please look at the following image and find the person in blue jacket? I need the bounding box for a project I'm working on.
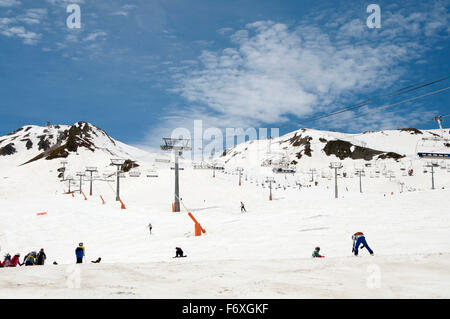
[352,232,374,256]
[75,243,85,263]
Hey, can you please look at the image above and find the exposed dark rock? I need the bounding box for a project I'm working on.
[288,133,313,159]
[37,135,52,151]
[0,143,16,156]
[377,152,405,160]
[319,137,327,143]
[25,127,32,132]
[400,128,423,134]
[6,127,23,136]
[323,139,404,161]
[20,139,33,150]
[121,159,139,172]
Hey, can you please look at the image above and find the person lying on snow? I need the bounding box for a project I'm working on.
[352,232,374,256]
[9,253,23,267]
[91,257,101,263]
[312,247,324,258]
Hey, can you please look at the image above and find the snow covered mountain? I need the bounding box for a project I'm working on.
[0,122,449,298]
[0,121,144,167]
[219,127,450,172]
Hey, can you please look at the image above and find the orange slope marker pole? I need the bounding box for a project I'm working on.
[36,212,47,216]
[119,198,126,210]
[81,191,87,201]
[100,195,105,205]
[188,212,206,236]
[72,192,75,198]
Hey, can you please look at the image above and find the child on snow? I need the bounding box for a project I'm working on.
[75,243,85,264]
[0,253,11,267]
[23,251,37,266]
[36,248,46,265]
[352,232,374,256]
[9,254,23,267]
[175,247,185,258]
[312,247,324,258]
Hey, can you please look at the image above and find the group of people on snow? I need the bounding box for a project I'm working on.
[311,232,374,258]
[0,248,46,267]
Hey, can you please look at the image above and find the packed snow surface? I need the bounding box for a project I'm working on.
[0,124,449,298]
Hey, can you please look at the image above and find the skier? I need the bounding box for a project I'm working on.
[312,247,324,258]
[240,201,246,213]
[9,253,23,267]
[91,257,101,263]
[75,243,85,264]
[352,232,374,256]
[36,248,46,265]
[24,251,37,266]
[148,223,152,235]
[174,247,185,258]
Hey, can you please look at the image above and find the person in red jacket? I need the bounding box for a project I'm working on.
[1,254,11,267]
[312,247,325,258]
[9,254,23,267]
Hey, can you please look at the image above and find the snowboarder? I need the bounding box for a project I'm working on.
[352,232,374,256]
[148,223,152,235]
[174,247,185,258]
[240,201,246,213]
[9,253,23,267]
[24,251,37,266]
[36,248,46,265]
[91,257,101,263]
[75,243,85,264]
[312,247,324,258]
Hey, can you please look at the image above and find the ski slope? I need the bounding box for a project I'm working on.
[0,164,450,298]
[0,123,449,298]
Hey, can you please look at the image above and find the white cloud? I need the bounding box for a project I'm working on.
[84,31,107,42]
[19,8,48,25]
[0,0,20,7]
[0,17,41,45]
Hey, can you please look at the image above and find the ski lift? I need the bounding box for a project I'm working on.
[416,115,450,159]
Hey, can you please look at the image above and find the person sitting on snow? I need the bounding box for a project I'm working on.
[91,257,101,263]
[36,248,46,265]
[352,232,374,256]
[24,251,37,266]
[175,247,185,258]
[312,247,324,258]
[1,253,11,267]
[9,253,23,267]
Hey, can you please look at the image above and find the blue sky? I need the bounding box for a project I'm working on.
[0,0,449,149]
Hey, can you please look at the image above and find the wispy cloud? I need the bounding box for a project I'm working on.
[0,17,41,45]
[84,31,107,42]
[156,3,449,142]
[110,4,136,17]
[0,0,21,7]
